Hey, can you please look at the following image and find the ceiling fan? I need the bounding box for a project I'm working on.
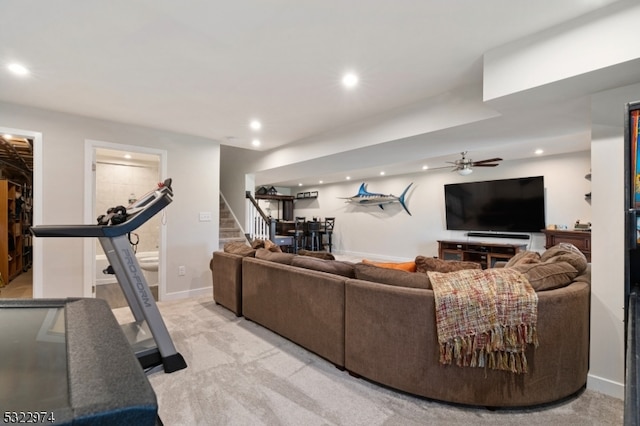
[445,151,503,175]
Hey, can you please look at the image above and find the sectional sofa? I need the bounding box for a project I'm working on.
[210,244,591,407]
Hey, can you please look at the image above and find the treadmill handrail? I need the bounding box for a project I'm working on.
[31,188,172,238]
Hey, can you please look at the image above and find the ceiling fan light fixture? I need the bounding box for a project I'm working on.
[458,166,473,176]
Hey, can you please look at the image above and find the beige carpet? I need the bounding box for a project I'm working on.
[115,296,623,426]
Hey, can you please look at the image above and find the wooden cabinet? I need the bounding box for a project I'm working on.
[0,180,24,283]
[542,229,591,262]
[438,240,528,269]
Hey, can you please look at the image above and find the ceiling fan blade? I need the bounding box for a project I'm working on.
[473,163,499,167]
[472,157,503,165]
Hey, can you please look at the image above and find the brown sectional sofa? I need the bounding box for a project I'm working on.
[210,245,591,407]
[210,251,246,316]
[242,256,347,367]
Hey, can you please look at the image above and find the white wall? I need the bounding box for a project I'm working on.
[291,151,591,261]
[586,81,640,398]
[590,127,625,398]
[484,0,640,104]
[96,160,160,252]
[219,144,263,229]
[0,101,219,299]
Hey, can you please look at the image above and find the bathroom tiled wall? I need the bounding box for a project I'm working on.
[96,162,160,253]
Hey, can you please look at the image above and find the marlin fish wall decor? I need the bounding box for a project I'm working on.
[341,183,413,215]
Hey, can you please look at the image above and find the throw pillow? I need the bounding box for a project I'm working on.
[251,239,266,249]
[354,263,431,289]
[415,256,481,274]
[298,249,335,260]
[264,239,283,252]
[291,256,355,278]
[223,242,256,257]
[504,251,541,268]
[255,248,295,265]
[540,243,588,274]
[362,259,416,272]
[510,261,579,291]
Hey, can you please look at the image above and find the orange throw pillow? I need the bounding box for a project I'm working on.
[362,259,417,272]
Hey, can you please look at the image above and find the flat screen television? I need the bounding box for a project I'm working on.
[444,176,545,233]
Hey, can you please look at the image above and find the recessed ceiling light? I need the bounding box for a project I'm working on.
[7,63,29,76]
[379,171,385,176]
[535,149,544,155]
[346,176,351,180]
[422,165,429,170]
[250,120,262,131]
[342,72,359,89]
[252,139,261,147]
[298,183,303,187]
[124,154,132,159]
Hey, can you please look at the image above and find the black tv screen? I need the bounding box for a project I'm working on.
[444,176,545,233]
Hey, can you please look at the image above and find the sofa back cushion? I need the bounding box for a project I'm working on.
[223,241,256,257]
[354,263,431,289]
[540,243,588,273]
[510,261,579,291]
[504,251,541,268]
[298,249,336,260]
[291,256,355,278]
[504,245,586,291]
[415,256,481,273]
[255,248,296,265]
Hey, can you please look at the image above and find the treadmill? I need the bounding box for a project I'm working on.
[31,178,187,374]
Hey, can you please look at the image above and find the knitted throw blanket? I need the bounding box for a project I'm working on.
[427,268,539,374]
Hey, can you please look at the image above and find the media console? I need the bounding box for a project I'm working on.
[438,240,528,269]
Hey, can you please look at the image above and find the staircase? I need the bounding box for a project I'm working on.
[219,196,247,250]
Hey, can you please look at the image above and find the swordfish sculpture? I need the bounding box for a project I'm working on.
[341,182,413,215]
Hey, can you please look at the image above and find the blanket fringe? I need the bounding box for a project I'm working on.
[439,324,538,374]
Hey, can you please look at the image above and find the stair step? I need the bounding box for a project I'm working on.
[220,218,236,227]
[220,230,243,238]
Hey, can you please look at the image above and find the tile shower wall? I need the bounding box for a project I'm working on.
[96,162,160,253]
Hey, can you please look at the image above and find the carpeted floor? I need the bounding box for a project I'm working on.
[114,296,624,426]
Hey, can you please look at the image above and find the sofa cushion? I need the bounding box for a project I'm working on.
[255,248,296,265]
[298,249,335,260]
[291,256,355,278]
[362,259,416,272]
[223,242,256,257]
[354,263,431,289]
[415,256,481,274]
[510,261,579,291]
[504,250,541,268]
[540,243,588,274]
[251,239,283,252]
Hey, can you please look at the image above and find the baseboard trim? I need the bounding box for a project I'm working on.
[586,373,624,400]
[162,286,211,301]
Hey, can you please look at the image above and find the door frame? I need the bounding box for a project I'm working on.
[84,139,168,300]
[0,126,42,297]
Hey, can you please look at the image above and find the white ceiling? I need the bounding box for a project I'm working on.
[0,0,628,187]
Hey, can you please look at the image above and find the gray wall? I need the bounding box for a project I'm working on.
[0,101,220,299]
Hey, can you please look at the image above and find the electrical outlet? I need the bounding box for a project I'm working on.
[199,211,212,222]
[178,266,186,276]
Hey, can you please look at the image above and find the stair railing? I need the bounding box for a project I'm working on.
[245,191,276,241]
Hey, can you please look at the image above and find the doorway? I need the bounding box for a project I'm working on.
[84,140,167,308]
[0,126,40,299]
